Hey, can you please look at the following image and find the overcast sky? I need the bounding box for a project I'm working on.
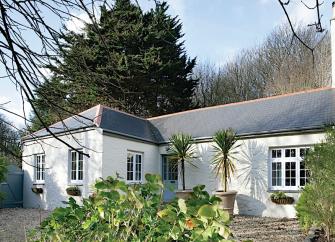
[0,0,332,127]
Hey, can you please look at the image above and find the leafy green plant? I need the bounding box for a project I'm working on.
[211,129,240,192]
[270,191,287,200]
[168,133,197,190]
[30,174,234,241]
[296,128,335,241]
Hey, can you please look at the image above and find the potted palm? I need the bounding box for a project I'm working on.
[168,133,197,199]
[211,128,240,217]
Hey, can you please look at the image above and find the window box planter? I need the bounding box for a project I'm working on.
[270,191,294,204]
[66,186,81,196]
[31,187,43,194]
[271,196,294,205]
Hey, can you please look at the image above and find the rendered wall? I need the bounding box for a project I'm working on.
[22,129,103,210]
[101,134,160,181]
[159,132,325,218]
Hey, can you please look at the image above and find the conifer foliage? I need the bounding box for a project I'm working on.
[32,0,197,130]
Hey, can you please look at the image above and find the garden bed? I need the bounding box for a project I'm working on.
[0,208,307,242]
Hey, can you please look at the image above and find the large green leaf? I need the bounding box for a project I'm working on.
[198,204,217,218]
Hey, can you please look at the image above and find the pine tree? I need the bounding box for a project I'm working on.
[32,0,197,130]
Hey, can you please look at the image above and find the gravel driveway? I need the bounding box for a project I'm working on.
[231,215,305,242]
[0,209,305,242]
[0,208,50,242]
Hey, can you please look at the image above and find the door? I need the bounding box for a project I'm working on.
[0,165,23,208]
[162,155,178,202]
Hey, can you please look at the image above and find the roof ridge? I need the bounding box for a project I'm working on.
[147,87,333,121]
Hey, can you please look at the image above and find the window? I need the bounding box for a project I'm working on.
[35,154,45,182]
[70,150,83,182]
[127,152,142,182]
[162,156,178,181]
[270,147,310,190]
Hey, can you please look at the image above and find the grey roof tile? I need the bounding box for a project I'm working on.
[25,88,335,143]
[148,88,335,142]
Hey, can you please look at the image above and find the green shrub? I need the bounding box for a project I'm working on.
[296,128,335,240]
[30,174,233,241]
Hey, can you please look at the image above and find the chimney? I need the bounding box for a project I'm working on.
[331,2,335,88]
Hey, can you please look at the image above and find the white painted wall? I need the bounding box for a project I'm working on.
[22,128,103,210]
[160,132,325,218]
[102,134,160,181]
[22,127,325,218]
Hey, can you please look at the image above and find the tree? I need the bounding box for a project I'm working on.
[211,129,239,192]
[167,133,197,191]
[31,0,197,130]
[0,114,20,164]
[193,24,330,108]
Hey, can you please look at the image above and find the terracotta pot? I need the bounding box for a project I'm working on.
[215,190,237,218]
[175,189,193,200]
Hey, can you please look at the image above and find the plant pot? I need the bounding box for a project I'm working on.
[271,197,294,205]
[215,190,237,218]
[175,189,193,200]
[31,187,43,194]
[66,187,81,196]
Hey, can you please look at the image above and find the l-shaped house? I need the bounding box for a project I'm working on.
[22,87,335,217]
[22,2,335,219]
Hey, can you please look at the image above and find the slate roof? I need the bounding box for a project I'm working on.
[25,87,335,143]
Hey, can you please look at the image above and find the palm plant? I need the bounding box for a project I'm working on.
[168,133,197,191]
[211,129,240,192]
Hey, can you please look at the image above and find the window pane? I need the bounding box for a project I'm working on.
[285,149,290,157]
[135,154,141,181]
[41,155,45,180]
[291,149,296,157]
[272,150,276,158]
[271,162,281,186]
[71,152,77,180]
[127,153,133,181]
[299,160,309,187]
[285,162,296,187]
[78,160,83,180]
[277,150,282,158]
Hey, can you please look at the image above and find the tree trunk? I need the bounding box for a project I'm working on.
[224,157,228,192]
[181,158,185,190]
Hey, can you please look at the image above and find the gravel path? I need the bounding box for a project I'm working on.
[0,209,305,242]
[231,215,305,242]
[0,208,50,242]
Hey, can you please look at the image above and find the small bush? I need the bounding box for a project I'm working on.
[30,174,233,241]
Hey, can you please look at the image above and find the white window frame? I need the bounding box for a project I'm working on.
[34,154,45,183]
[126,151,143,183]
[70,150,84,184]
[269,147,310,191]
